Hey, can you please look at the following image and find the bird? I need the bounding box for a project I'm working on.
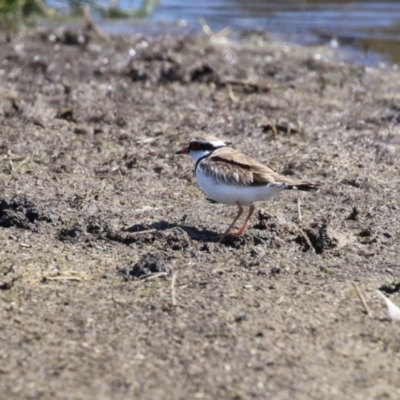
[176,135,318,243]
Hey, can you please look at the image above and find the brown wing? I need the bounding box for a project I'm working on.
[199,147,318,190]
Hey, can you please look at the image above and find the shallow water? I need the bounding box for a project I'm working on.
[50,0,400,66]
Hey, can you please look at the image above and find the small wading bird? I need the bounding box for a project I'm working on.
[176,135,318,243]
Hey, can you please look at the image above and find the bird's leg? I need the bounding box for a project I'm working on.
[230,205,256,236]
[217,202,244,243]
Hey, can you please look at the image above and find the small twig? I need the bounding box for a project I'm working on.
[354,283,372,317]
[271,123,278,137]
[299,228,315,253]
[171,272,177,306]
[45,276,83,282]
[297,196,302,222]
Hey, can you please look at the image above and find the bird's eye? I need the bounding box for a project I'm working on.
[190,142,200,150]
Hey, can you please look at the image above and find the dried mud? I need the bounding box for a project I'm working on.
[0,26,400,400]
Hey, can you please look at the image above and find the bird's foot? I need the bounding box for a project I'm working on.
[209,232,229,243]
[212,233,227,243]
[212,230,243,243]
[227,230,243,236]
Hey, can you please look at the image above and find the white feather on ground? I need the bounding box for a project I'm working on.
[377,291,400,321]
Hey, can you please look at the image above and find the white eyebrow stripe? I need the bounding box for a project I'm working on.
[208,140,226,147]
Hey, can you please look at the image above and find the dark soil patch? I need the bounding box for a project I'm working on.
[120,251,174,278]
[0,196,56,230]
[58,226,84,242]
[379,281,400,294]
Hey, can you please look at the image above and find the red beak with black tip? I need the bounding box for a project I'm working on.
[176,146,189,154]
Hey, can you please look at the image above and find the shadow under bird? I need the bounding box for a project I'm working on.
[176,135,318,243]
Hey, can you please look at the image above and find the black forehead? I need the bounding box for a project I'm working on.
[189,140,222,151]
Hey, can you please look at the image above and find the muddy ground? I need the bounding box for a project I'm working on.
[0,25,400,400]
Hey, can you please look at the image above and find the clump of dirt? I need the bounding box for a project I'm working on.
[120,251,174,278]
[58,226,84,243]
[251,210,344,253]
[0,264,19,290]
[0,196,56,230]
[253,210,302,246]
[379,281,400,294]
[303,219,347,254]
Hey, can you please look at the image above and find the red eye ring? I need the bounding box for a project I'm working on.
[190,142,200,150]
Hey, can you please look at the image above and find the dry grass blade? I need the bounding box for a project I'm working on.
[227,84,238,103]
[199,16,213,36]
[171,272,177,306]
[45,276,83,282]
[83,5,111,40]
[354,283,372,317]
[299,228,315,253]
[297,196,302,222]
[139,272,169,281]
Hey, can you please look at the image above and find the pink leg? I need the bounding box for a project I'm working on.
[217,202,244,243]
[229,205,256,236]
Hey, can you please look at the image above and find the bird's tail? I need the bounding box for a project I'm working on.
[288,182,319,191]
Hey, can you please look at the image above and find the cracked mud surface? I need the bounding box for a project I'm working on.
[0,26,400,399]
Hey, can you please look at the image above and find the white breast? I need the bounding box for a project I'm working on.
[196,168,285,206]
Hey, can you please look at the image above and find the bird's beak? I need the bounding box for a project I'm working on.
[176,146,189,154]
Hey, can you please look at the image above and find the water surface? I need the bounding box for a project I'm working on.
[51,1,400,65]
